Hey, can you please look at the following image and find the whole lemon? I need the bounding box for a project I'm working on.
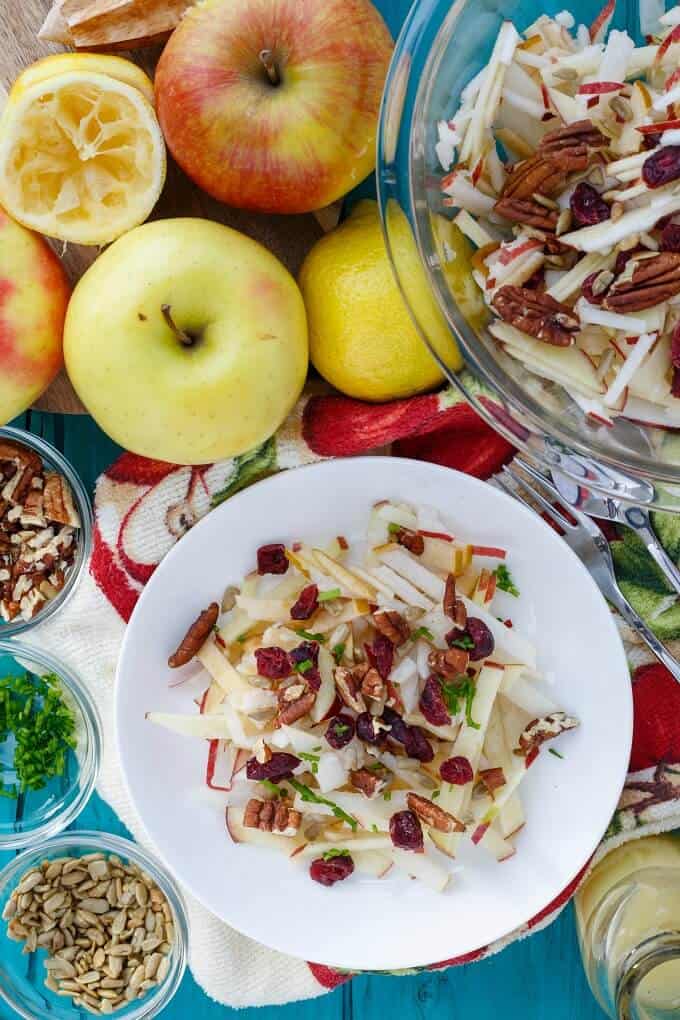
[299,199,462,402]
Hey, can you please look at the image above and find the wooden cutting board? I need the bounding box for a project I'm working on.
[0,0,327,413]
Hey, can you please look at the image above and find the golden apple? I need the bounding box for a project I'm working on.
[155,0,393,214]
[64,218,308,464]
[0,207,70,424]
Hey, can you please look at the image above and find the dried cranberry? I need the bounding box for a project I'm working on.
[290,584,319,620]
[466,618,495,661]
[381,706,410,745]
[661,222,680,252]
[246,752,300,782]
[440,755,474,785]
[289,641,319,669]
[325,714,356,749]
[570,182,611,227]
[368,633,394,680]
[643,131,661,150]
[257,543,288,575]
[404,726,434,763]
[643,145,680,188]
[309,854,354,886]
[288,641,321,687]
[419,675,451,727]
[582,271,607,306]
[389,810,424,851]
[614,249,634,276]
[672,323,680,397]
[356,711,387,746]
[255,646,291,679]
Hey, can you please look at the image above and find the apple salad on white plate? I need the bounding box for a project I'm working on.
[438,2,680,428]
[147,501,578,891]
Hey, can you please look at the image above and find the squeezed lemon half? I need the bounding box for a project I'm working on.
[9,53,155,105]
[0,70,165,246]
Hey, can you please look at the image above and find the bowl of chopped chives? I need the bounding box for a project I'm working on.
[0,641,101,849]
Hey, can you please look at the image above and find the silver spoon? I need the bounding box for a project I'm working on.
[515,454,680,595]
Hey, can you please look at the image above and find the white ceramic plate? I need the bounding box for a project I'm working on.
[116,457,632,970]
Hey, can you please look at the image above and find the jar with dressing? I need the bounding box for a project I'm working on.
[575,835,680,1020]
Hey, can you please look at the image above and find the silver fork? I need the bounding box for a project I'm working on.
[493,460,680,684]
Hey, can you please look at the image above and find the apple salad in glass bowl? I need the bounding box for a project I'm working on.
[438,3,680,427]
[147,501,578,892]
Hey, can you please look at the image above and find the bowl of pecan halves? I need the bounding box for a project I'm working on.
[0,426,93,636]
[379,0,680,509]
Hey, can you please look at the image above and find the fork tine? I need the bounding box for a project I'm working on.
[491,473,538,516]
[502,464,574,531]
[513,456,555,489]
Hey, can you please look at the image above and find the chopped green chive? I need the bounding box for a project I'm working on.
[431,789,441,800]
[236,631,250,644]
[441,675,480,730]
[318,588,342,602]
[334,722,350,735]
[383,791,392,802]
[549,748,564,759]
[295,629,326,643]
[298,752,321,775]
[387,522,402,535]
[293,659,314,674]
[448,634,474,650]
[332,643,346,664]
[0,672,76,796]
[493,563,520,597]
[287,779,358,831]
[371,824,379,833]
[412,626,434,641]
[322,848,351,861]
[262,779,282,796]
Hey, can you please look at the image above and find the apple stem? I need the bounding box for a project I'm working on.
[259,49,281,87]
[161,304,195,348]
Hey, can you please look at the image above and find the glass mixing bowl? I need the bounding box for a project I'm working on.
[378,0,680,511]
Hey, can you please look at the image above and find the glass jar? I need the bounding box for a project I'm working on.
[575,836,680,1019]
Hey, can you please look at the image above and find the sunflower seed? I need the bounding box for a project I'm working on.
[2,898,17,920]
[61,870,88,887]
[144,953,162,980]
[157,956,170,983]
[17,871,42,894]
[134,882,149,908]
[100,977,124,989]
[108,944,133,958]
[79,899,109,915]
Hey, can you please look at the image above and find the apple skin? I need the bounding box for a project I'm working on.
[64,218,308,465]
[155,0,393,214]
[0,207,70,424]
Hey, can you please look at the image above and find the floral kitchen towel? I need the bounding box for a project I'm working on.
[31,377,680,1006]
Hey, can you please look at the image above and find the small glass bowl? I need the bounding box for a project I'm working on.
[0,832,188,1020]
[0,641,101,849]
[0,425,93,638]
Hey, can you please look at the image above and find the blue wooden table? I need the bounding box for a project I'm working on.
[0,1,609,1015]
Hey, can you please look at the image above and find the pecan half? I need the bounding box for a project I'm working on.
[350,767,388,799]
[361,667,385,702]
[43,473,80,527]
[428,647,470,678]
[394,526,424,555]
[277,689,316,726]
[334,666,367,713]
[478,767,507,795]
[406,792,465,833]
[243,798,301,835]
[515,712,579,755]
[443,574,457,620]
[167,602,219,667]
[373,610,409,646]
[494,196,559,231]
[604,252,680,312]
[501,155,566,201]
[492,286,579,347]
[537,119,607,170]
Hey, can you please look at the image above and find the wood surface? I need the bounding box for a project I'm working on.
[0,0,324,414]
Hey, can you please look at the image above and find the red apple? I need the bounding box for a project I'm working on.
[155,0,393,214]
[0,208,70,424]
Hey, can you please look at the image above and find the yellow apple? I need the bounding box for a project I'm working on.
[0,207,70,424]
[64,218,308,464]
